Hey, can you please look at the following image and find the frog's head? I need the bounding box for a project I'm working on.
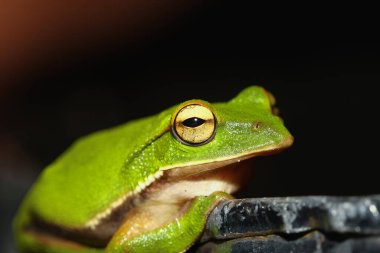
[157,86,293,178]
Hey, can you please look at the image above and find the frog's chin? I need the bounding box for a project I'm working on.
[148,158,254,204]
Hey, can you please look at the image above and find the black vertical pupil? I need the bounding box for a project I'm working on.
[182,117,205,128]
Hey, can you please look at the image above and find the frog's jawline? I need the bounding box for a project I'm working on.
[27,143,290,248]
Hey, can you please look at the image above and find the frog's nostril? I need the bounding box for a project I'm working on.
[251,122,262,132]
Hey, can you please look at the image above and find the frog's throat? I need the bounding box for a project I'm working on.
[27,137,293,248]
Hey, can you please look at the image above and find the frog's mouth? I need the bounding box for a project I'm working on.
[27,138,293,250]
[171,135,294,176]
[163,142,291,179]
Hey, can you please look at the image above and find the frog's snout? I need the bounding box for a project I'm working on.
[281,135,294,148]
[250,119,294,149]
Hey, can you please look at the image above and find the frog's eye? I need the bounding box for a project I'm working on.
[172,103,216,146]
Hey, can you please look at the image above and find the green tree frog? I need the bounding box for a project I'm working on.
[13,86,293,253]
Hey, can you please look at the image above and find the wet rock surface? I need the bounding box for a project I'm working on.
[197,195,380,253]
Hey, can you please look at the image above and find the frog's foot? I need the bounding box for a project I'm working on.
[106,191,232,253]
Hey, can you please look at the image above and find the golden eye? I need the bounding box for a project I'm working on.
[171,103,216,146]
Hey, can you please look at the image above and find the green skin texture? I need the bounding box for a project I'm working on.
[13,86,293,253]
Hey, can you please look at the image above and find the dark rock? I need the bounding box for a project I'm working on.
[197,195,380,253]
[202,195,380,241]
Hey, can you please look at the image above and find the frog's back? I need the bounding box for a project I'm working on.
[20,109,172,227]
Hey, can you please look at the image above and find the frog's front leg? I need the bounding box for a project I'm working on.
[106,192,232,253]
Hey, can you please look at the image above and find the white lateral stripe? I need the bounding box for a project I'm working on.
[85,170,164,229]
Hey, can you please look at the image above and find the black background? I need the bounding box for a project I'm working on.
[1,2,379,252]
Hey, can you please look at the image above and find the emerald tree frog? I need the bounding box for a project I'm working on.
[13,86,293,253]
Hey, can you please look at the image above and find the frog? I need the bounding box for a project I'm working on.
[13,86,293,253]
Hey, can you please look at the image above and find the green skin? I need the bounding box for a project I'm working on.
[13,86,293,253]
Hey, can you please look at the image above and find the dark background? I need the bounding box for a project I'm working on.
[1,2,378,252]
